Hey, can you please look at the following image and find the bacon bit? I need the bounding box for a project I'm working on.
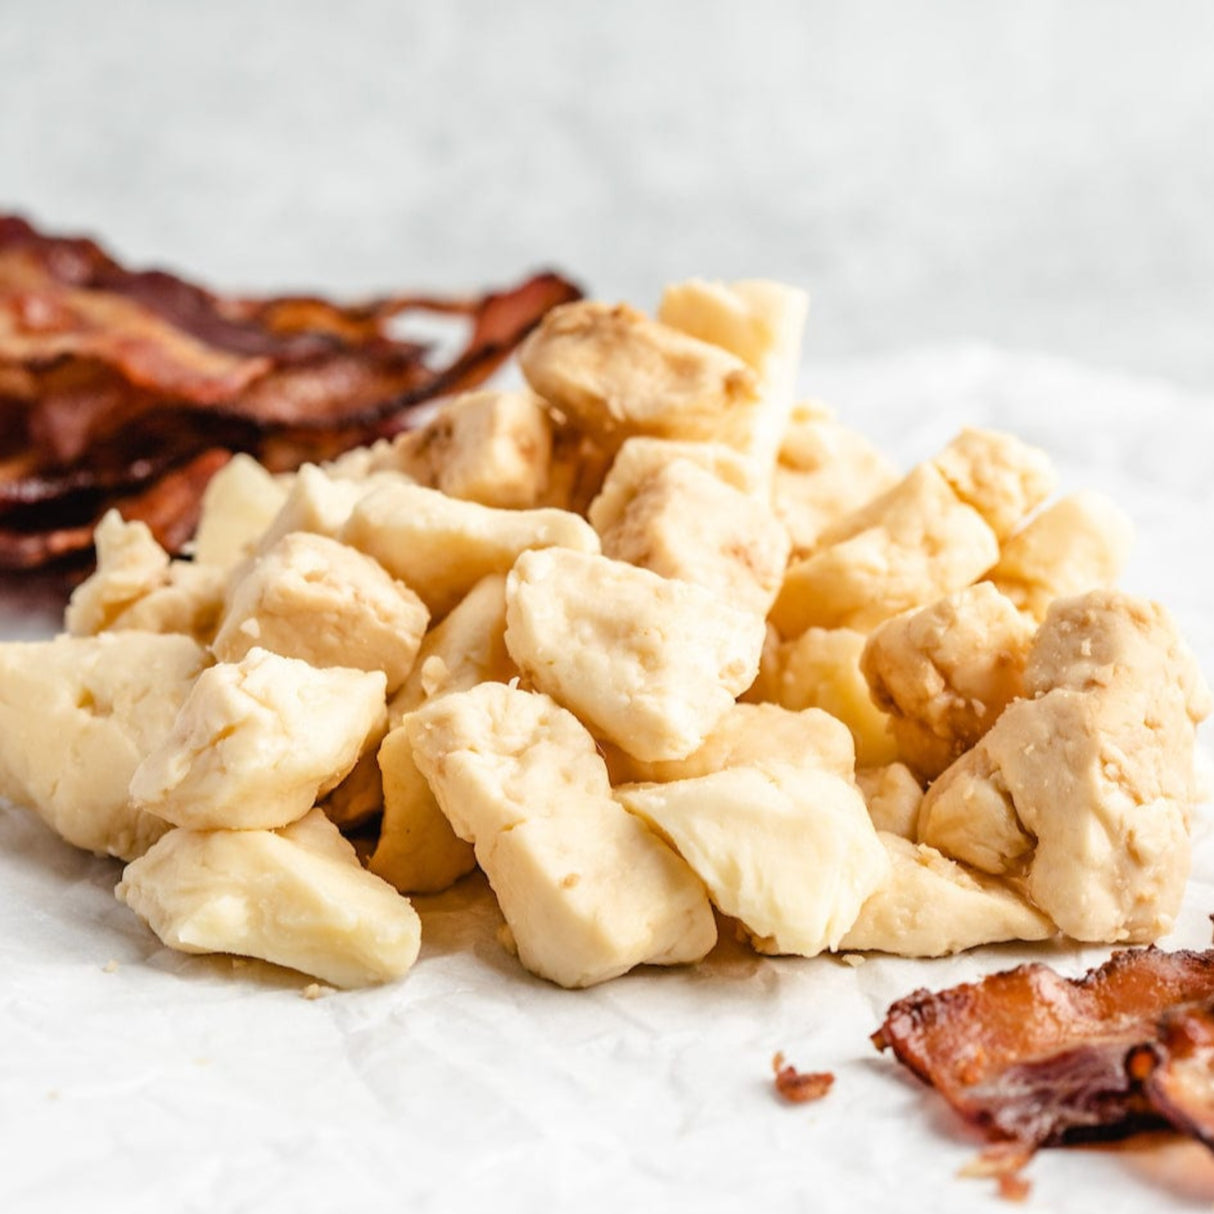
[771,1051,834,1104]
[996,1172,1032,1203]
[957,1142,1035,1179]
[873,946,1214,1147]
[0,214,582,571]
[957,1143,1035,1204]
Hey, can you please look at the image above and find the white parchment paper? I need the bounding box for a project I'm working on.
[2,347,1212,1214]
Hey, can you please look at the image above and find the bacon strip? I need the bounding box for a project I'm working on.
[0,215,581,570]
[0,267,270,403]
[872,947,1214,1147]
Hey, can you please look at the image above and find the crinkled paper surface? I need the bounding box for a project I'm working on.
[2,347,1212,1214]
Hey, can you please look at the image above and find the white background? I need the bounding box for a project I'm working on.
[2,4,1214,1212]
[5,0,1214,389]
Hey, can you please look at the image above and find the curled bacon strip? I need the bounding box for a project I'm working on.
[872,947,1214,1148]
[0,215,582,569]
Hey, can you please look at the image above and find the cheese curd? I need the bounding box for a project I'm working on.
[918,590,1210,943]
[388,573,516,723]
[610,702,855,786]
[130,647,387,831]
[592,456,791,616]
[388,389,553,508]
[767,626,898,767]
[930,427,1057,542]
[504,547,765,762]
[518,300,761,449]
[213,531,428,693]
[535,429,615,515]
[191,453,291,570]
[657,278,809,484]
[407,683,717,988]
[771,428,1050,638]
[861,582,1034,780]
[371,575,516,894]
[117,808,421,988]
[770,465,1000,636]
[990,490,1135,621]
[855,763,924,840]
[343,480,599,618]
[372,726,477,893]
[66,511,226,643]
[616,762,889,958]
[772,401,899,556]
[838,833,1054,957]
[587,438,759,536]
[255,462,401,555]
[320,745,385,831]
[0,632,208,859]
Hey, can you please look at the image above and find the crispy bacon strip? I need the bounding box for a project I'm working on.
[0,216,116,286]
[0,265,270,403]
[0,215,581,570]
[1,406,256,509]
[872,947,1214,1146]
